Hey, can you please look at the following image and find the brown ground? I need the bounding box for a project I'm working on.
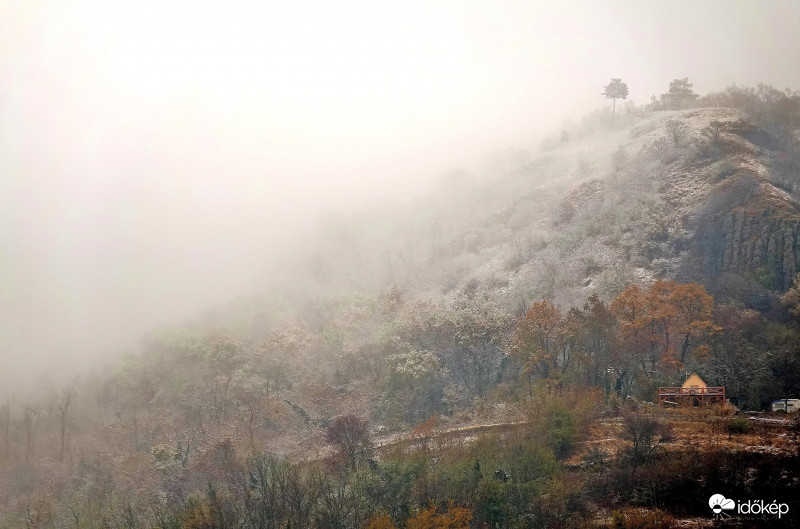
[565,408,800,467]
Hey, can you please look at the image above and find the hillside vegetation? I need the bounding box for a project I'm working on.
[2,84,800,528]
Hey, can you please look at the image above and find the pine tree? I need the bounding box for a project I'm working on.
[602,78,629,115]
[661,77,699,109]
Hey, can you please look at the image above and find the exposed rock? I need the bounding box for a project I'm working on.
[694,178,800,290]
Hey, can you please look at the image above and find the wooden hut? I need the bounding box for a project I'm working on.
[682,373,706,390]
[658,373,725,406]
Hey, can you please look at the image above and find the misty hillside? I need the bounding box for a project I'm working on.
[271,97,800,319]
[8,2,800,527]
[3,87,800,529]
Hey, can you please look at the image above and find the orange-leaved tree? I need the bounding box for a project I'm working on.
[670,281,719,364]
[644,280,682,369]
[612,280,717,373]
[610,284,651,391]
[511,300,564,392]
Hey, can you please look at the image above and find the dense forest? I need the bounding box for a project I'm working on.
[3,83,800,529]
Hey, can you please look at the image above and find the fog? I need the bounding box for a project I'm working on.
[2,0,799,390]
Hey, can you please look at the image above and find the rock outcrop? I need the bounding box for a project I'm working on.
[699,205,800,290]
[691,135,800,291]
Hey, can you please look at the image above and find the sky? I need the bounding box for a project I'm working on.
[1,0,800,389]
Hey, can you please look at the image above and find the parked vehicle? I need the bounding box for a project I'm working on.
[771,399,800,413]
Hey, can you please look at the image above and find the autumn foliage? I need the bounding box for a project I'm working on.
[407,501,472,529]
[511,281,718,395]
[366,502,472,529]
[511,300,564,388]
[611,280,718,371]
[412,414,439,439]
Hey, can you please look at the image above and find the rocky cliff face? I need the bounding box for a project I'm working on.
[699,203,800,290]
[690,120,800,291]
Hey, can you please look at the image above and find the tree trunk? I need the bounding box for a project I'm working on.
[680,334,690,364]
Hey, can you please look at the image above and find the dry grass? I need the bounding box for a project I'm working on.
[566,408,800,467]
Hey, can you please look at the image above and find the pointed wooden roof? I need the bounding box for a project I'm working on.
[681,373,707,388]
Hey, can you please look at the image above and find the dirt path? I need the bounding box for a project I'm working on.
[372,420,528,452]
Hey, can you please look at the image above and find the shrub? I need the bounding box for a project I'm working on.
[646,137,679,164]
[727,416,753,434]
[546,406,580,458]
[473,479,510,528]
[608,508,677,529]
[506,444,558,485]
[622,414,673,469]
[713,160,737,182]
[700,120,726,147]
[664,119,688,146]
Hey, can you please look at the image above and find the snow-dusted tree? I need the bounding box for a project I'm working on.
[661,77,699,109]
[602,78,629,115]
[201,335,244,424]
[384,347,441,422]
[446,300,512,400]
[57,387,75,461]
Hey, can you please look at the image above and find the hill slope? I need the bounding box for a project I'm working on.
[2,101,800,529]
[281,106,800,314]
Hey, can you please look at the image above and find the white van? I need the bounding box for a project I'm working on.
[771,399,800,413]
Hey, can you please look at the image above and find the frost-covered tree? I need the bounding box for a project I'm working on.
[602,78,629,115]
[661,77,699,109]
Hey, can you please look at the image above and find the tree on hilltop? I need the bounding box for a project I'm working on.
[661,77,699,109]
[602,78,629,115]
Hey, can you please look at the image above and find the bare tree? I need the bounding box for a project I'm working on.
[58,387,76,460]
[623,414,673,472]
[1,400,10,461]
[23,404,41,463]
[61,500,80,529]
[325,415,371,470]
